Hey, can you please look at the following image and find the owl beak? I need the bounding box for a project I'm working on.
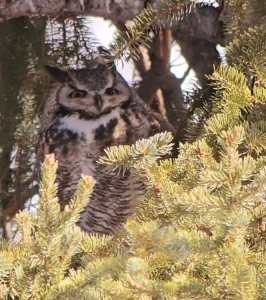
[94,94,103,111]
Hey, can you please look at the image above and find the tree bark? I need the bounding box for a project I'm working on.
[0,0,145,23]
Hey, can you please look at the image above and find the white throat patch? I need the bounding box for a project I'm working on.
[58,108,120,141]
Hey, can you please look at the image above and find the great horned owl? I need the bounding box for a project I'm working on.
[39,53,160,234]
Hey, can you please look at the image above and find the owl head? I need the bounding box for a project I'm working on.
[45,57,131,117]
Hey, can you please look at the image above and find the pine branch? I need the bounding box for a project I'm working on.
[0,155,96,299]
[110,0,195,61]
[227,25,266,83]
[98,132,174,171]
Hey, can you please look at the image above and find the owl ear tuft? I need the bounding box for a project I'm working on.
[45,65,71,83]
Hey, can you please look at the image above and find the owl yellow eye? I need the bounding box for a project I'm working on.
[69,90,87,98]
[105,87,119,96]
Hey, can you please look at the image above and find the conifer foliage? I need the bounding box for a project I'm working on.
[0,0,266,299]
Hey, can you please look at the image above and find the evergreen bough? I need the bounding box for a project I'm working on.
[0,0,266,299]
